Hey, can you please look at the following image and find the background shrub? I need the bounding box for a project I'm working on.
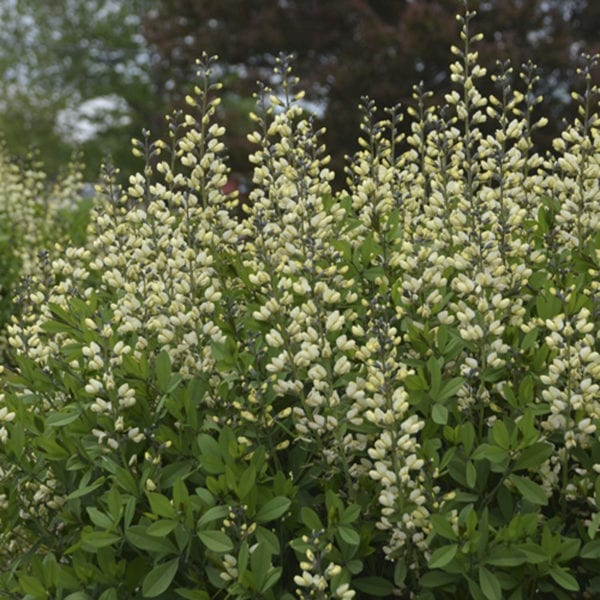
[0,149,90,358]
[0,6,599,599]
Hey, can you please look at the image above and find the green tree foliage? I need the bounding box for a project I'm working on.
[143,0,600,182]
[0,0,157,178]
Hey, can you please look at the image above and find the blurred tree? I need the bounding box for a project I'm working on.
[143,0,599,185]
[0,1,597,183]
[0,0,160,179]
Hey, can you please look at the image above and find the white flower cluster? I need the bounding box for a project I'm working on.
[293,536,355,599]
[0,23,599,591]
[0,150,85,351]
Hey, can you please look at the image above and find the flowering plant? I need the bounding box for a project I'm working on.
[0,149,88,357]
[0,5,599,599]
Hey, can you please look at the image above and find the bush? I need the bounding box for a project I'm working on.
[0,7,599,599]
[0,149,90,357]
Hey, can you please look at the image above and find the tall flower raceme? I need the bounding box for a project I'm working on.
[536,54,600,517]
[1,5,600,599]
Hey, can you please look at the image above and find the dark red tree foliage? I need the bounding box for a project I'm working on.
[143,0,599,184]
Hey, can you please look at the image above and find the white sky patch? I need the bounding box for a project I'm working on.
[56,95,131,144]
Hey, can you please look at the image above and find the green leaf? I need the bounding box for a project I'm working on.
[188,375,209,404]
[46,409,81,427]
[509,474,548,506]
[81,531,121,551]
[521,327,539,349]
[486,549,527,567]
[251,542,270,591]
[419,571,460,588]
[210,339,236,370]
[536,292,562,320]
[40,318,78,335]
[430,514,458,541]
[560,538,581,563]
[338,525,360,546]
[518,375,534,405]
[437,377,465,402]
[126,526,178,554]
[147,492,176,519]
[197,505,228,528]
[109,463,139,496]
[35,436,69,460]
[238,465,256,500]
[19,575,48,597]
[518,543,548,564]
[198,453,225,475]
[107,486,122,521]
[404,373,429,391]
[340,504,362,525]
[353,576,395,597]
[142,558,179,598]
[175,590,210,600]
[196,434,223,474]
[255,496,291,523]
[300,507,323,531]
[172,478,190,508]
[66,477,106,501]
[479,566,502,600]
[260,567,282,593]
[491,421,510,449]
[8,420,25,459]
[581,540,600,559]
[42,553,59,587]
[461,422,475,455]
[549,567,579,592]
[165,373,183,394]
[197,530,234,553]
[347,559,363,575]
[394,559,407,586]
[437,325,449,352]
[124,496,136,529]
[516,410,539,446]
[472,444,508,464]
[155,349,172,393]
[536,205,550,235]
[427,356,443,397]
[513,442,554,471]
[428,544,458,569]
[467,577,487,600]
[147,520,178,537]
[255,526,280,555]
[238,541,249,578]
[432,404,448,425]
[588,512,600,540]
[502,383,518,408]
[466,460,477,489]
[86,507,114,529]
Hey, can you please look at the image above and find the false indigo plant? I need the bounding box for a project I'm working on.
[0,5,599,599]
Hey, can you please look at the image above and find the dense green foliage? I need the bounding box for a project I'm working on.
[0,6,599,599]
[0,0,154,178]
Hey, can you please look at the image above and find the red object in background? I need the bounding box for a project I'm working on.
[222,175,239,195]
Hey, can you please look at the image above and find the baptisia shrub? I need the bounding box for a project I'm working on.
[1,6,600,599]
[0,148,89,357]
